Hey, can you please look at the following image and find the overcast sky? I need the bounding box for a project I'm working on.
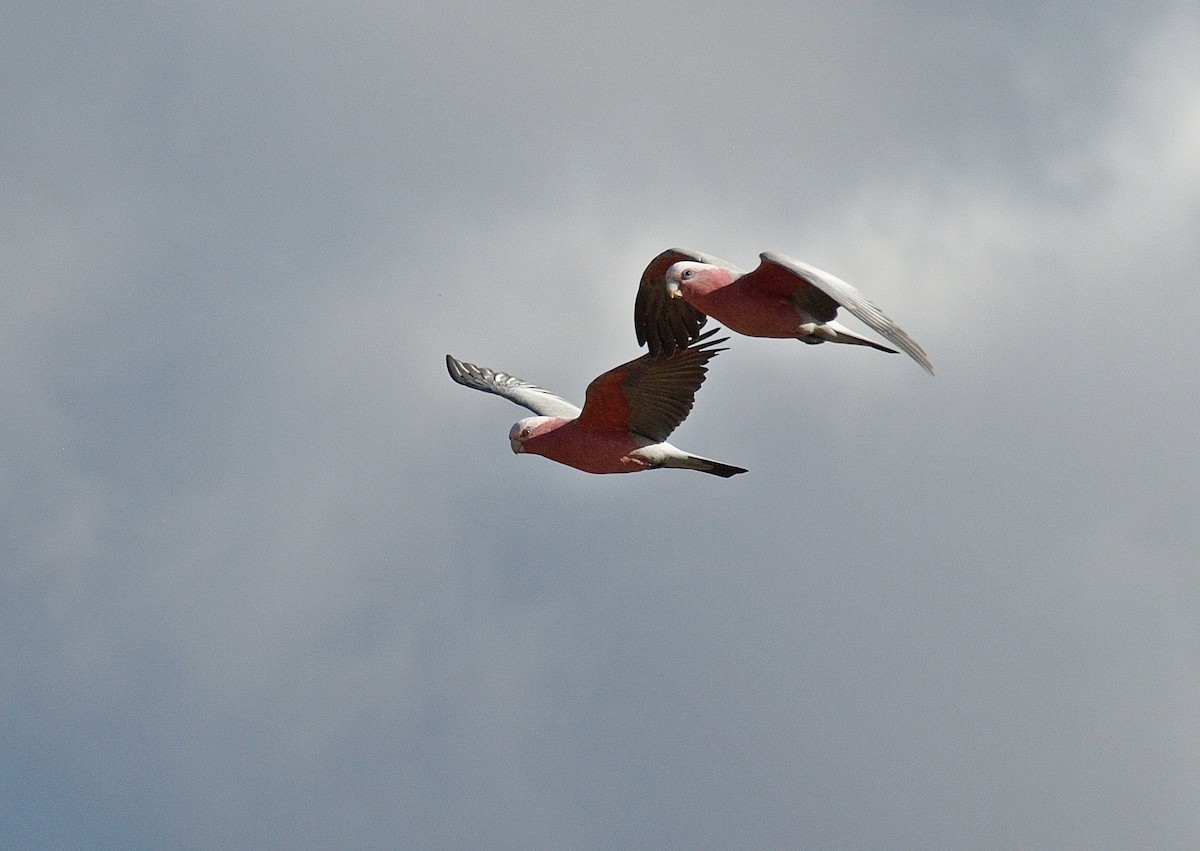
[4,2,1199,848]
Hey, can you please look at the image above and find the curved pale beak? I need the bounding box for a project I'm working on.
[510,438,524,454]
[666,280,682,299]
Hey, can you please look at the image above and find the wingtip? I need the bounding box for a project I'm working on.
[899,341,935,375]
[446,353,476,384]
[679,327,730,357]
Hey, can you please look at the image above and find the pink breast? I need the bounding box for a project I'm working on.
[687,285,802,338]
[523,422,650,474]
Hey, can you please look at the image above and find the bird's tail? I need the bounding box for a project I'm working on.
[802,320,899,354]
[668,454,748,478]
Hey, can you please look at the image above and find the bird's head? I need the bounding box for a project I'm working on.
[664,261,711,298]
[508,416,556,454]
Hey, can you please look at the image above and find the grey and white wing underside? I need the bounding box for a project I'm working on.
[759,252,934,375]
[446,354,583,418]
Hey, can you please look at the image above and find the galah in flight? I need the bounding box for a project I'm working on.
[446,330,746,477]
[634,248,933,374]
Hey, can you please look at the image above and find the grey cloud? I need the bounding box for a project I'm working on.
[3,2,1199,848]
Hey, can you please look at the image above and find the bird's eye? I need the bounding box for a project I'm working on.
[681,269,693,280]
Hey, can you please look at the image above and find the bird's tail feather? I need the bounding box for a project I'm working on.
[668,454,748,478]
[803,320,899,354]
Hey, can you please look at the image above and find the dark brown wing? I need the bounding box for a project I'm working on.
[577,329,729,443]
[634,248,743,356]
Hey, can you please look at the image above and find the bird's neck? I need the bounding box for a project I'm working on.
[684,269,736,297]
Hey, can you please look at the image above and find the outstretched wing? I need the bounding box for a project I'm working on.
[752,253,934,375]
[445,355,582,418]
[634,248,743,356]
[577,328,729,443]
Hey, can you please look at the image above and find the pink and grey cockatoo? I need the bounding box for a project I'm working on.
[446,330,746,477]
[634,248,933,374]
